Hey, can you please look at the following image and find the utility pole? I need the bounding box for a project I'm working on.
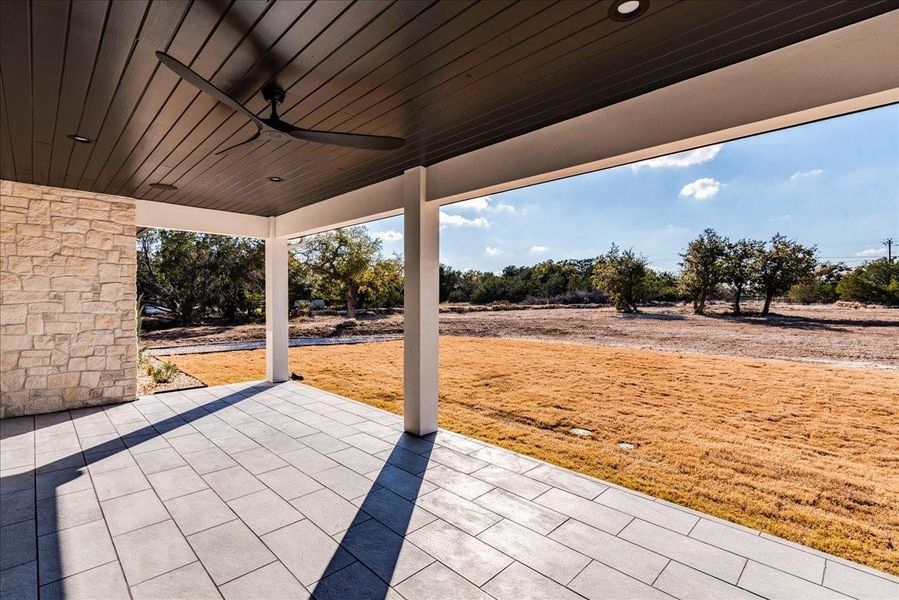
[885,238,894,263]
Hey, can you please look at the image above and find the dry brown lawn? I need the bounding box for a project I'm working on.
[164,337,899,574]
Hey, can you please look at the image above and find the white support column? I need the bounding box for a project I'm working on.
[403,167,439,436]
[265,217,289,383]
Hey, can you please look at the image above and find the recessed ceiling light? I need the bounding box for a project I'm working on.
[269,176,283,182]
[67,134,92,144]
[610,0,648,21]
[149,183,178,191]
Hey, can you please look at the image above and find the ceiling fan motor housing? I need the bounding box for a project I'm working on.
[262,82,286,105]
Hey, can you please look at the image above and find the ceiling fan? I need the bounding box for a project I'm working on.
[155,52,405,155]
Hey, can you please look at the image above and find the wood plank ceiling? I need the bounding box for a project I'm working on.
[1,0,895,217]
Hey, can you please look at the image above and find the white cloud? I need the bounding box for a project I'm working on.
[790,169,824,181]
[485,246,501,256]
[856,247,887,257]
[373,230,403,243]
[679,177,721,201]
[439,211,489,228]
[631,145,722,170]
[768,214,792,223]
[453,196,515,213]
[456,196,490,211]
[530,245,550,253]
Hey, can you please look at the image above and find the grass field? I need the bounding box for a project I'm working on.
[164,337,899,574]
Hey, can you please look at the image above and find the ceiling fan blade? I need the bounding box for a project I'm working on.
[156,52,264,128]
[265,118,404,150]
[214,127,263,156]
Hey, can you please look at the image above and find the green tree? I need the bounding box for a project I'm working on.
[294,226,382,318]
[359,255,404,309]
[645,270,681,302]
[679,228,728,314]
[836,259,899,305]
[439,264,463,303]
[754,233,817,315]
[722,238,764,315]
[788,262,849,304]
[593,244,649,312]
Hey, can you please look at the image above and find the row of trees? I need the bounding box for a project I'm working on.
[137,226,898,325]
[138,227,403,324]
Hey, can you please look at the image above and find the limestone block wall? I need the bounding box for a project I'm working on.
[1,180,137,418]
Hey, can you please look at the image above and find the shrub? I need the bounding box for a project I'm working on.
[146,360,179,384]
[837,260,899,305]
[593,245,649,312]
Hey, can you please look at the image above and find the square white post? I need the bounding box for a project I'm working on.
[265,218,289,383]
[403,166,439,436]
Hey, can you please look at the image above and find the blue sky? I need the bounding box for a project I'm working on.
[366,105,899,273]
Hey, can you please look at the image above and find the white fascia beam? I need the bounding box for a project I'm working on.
[135,199,269,238]
[271,10,898,239]
[273,176,404,239]
[426,10,899,204]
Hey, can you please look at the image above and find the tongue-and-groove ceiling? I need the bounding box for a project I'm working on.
[0,0,895,217]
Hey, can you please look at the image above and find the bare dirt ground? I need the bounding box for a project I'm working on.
[164,338,899,574]
[144,302,899,368]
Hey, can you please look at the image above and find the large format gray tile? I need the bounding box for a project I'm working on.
[203,466,265,501]
[180,447,239,475]
[477,519,590,585]
[337,518,434,585]
[290,488,364,535]
[595,487,698,534]
[36,488,102,535]
[311,465,375,500]
[231,447,288,475]
[523,464,607,500]
[690,518,825,583]
[258,465,323,500]
[39,561,130,600]
[474,488,567,535]
[654,561,763,600]
[0,561,37,600]
[738,561,852,600]
[261,519,354,586]
[282,448,340,475]
[92,465,151,501]
[147,465,207,501]
[130,561,221,600]
[0,519,35,571]
[0,488,34,526]
[188,520,275,585]
[535,487,633,534]
[822,561,899,600]
[549,519,668,584]
[101,489,169,536]
[422,464,494,501]
[165,488,237,535]
[416,488,502,536]
[220,561,309,600]
[407,519,512,586]
[568,560,670,600]
[352,487,437,536]
[619,519,746,584]
[471,464,551,500]
[113,520,196,585]
[38,519,117,584]
[482,561,584,600]
[470,446,540,473]
[394,562,493,600]
[229,489,304,535]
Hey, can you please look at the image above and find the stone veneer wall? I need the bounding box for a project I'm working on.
[1,180,137,418]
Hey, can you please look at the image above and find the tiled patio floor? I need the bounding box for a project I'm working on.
[1,382,896,600]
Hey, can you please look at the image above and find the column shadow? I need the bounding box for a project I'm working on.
[311,434,434,600]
